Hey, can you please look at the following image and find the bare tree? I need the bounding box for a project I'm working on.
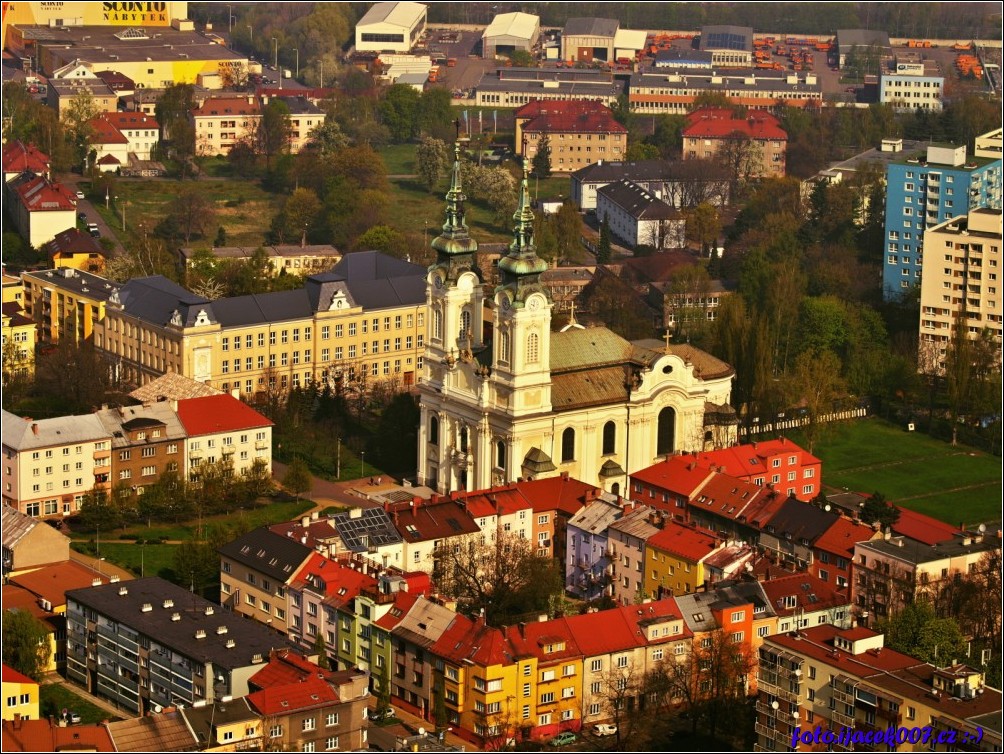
[595,662,654,751]
[717,133,764,197]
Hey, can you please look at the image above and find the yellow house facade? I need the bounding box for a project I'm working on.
[20,268,114,345]
[2,665,39,721]
[643,521,724,599]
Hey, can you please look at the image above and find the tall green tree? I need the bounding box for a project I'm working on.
[415,136,450,191]
[879,601,968,665]
[259,99,292,169]
[3,610,52,680]
[283,457,312,501]
[531,134,552,179]
[596,216,612,264]
[380,84,420,142]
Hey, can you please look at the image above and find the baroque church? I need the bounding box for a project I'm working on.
[417,145,738,495]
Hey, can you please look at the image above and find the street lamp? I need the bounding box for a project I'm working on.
[247,24,253,43]
[226,4,232,33]
[361,450,365,479]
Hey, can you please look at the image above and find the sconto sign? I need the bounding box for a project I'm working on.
[2,1,185,35]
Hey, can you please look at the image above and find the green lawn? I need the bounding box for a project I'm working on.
[794,417,1002,526]
[72,542,179,580]
[379,144,417,175]
[68,499,315,543]
[94,178,282,250]
[40,683,122,724]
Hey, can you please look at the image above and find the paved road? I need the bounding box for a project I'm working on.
[271,460,396,511]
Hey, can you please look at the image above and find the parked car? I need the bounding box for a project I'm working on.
[69,712,82,724]
[75,190,85,199]
[78,212,87,222]
[593,724,618,736]
[549,732,577,747]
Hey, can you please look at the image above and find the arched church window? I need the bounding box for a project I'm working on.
[527,332,539,364]
[602,421,616,455]
[499,329,511,364]
[657,407,676,456]
[460,426,469,453]
[433,306,443,342]
[429,415,439,446]
[496,440,506,470]
[460,309,471,341]
[561,427,575,462]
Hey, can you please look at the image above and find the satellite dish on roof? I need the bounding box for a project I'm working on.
[979,523,987,533]
[418,727,426,736]
[152,705,163,713]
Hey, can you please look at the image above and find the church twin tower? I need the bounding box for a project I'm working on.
[417,144,737,494]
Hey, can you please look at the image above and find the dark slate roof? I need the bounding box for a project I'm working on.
[597,179,678,220]
[112,276,215,328]
[217,527,313,583]
[763,498,840,544]
[66,577,297,670]
[22,268,118,302]
[654,49,714,66]
[211,289,313,327]
[564,17,619,38]
[699,25,754,52]
[573,159,672,182]
[274,95,323,115]
[323,250,427,309]
[332,508,403,552]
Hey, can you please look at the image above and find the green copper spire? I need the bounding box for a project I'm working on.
[498,167,548,286]
[431,141,478,270]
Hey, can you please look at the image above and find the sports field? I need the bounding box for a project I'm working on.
[799,417,1001,526]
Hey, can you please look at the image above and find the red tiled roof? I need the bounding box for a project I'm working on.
[10,174,75,212]
[291,554,377,609]
[457,486,532,519]
[1,664,36,685]
[248,650,333,691]
[814,516,876,560]
[515,475,598,516]
[97,154,122,164]
[760,572,849,617]
[10,560,111,608]
[523,110,627,135]
[269,518,340,549]
[246,675,339,716]
[686,439,820,481]
[386,499,480,542]
[505,617,581,663]
[631,455,716,498]
[766,624,921,675]
[515,100,611,119]
[88,115,130,145]
[562,606,640,657]
[99,111,157,129]
[192,97,260,117]
[683,107,787,141]
[688,472,773,524]
[2,719,115,752]
[620,250,703,284]
[646,520,720,562]
[620,598,693,644]
[45,227,103,257]
[374,591,420,631]
[891,507,961,546]
[2,141,50,175]
[175,394,273,436]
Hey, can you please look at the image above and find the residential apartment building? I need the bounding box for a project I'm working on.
[95,252,427,393]
[852,527,1001,626]
[514,100,627,172]
[682,108,788,178]
[5,173,76,248]
[191,97,260,156]
[1,410,111,517]
[756,625,1002,752]
[263,94,327,154]
[94,402,187,496]
[176,394,272,480]
[88,112,160,172]
[918,208,1003,372]
[607,505,663,604]
[688,439,822,501]
[66,577,299,714]
[21,268,115,344]
[759,572,851,637]
[628,68,822,115]
[271,507,406,570]
[245,652,370,753]
[882,141,1002,300]
[759,498,841,571]
[596,179,685,250]
[46,79,118,119]
[565,495,623,599]
[644,519,724,598]
[2,301,35,382]
[219,527,314,634]
[383,497,480,575]
[178,244,342,276]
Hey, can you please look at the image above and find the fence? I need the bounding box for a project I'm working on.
[740,407,868,440]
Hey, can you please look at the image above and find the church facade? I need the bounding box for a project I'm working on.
[417,146,737,495]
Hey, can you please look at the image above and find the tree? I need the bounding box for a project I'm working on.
[665,264,713,347]
[367,392,419,473]
[33,339,113,415]
[354,225,409,257]
[684,202,721,255]
[531,134,552,179]
[859,492,900,528]
[164,185,217,243]
[433,530,563,626]
[3,610,52,680]
[596,216,612,264]
[416,88,454,140]
[283,457,312,501]
[271,187,322,245]
[259,99,292,169]
[878,601,968,665]
[415,136,450,191]
[375,662,392,718]
[718,132,764,197]
[596,662,654,751]
[154,83,197,175]
[306,120,350,156]
[380,84,420,142]
[787,348,845,453]
[63,92,100,171]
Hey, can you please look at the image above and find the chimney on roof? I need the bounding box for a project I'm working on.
[560,471,569,480]
[31,423,38,435]
[518,622,526,638]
